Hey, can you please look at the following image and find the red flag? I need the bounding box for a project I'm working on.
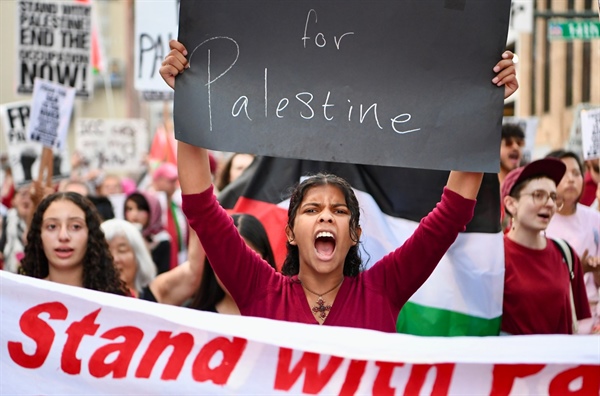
[148,125,177,166]
[76,0,104,74]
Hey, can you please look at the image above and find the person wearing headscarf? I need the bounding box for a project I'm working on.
[124,191,172,274]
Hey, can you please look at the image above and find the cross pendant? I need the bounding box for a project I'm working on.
[312,296,332,319]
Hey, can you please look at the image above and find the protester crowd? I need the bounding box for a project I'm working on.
[0,41,598,336]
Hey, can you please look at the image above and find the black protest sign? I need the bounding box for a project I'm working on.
[174,0,511,172]
[17,0,93,98]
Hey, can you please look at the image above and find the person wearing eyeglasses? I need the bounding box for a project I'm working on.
[500,158,590,335]
[544,150,600,333]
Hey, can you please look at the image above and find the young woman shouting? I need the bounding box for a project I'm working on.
[160,40,519,332]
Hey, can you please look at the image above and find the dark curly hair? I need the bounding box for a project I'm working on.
[21,192,127,296]
[281,173,363,277]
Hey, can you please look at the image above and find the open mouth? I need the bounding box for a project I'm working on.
[537,212,551,220]
[55,247,74,259]
[315,231,336,259]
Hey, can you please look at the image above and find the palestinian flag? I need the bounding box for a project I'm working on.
[219,157,504,336]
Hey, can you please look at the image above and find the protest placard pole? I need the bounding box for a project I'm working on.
[37,147,54,188]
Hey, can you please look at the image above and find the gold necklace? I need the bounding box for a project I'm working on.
[300,278,344,320]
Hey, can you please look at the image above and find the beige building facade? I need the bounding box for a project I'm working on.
[512,0,600,154]
[0,0,150,153]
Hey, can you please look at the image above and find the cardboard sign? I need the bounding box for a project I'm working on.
[0,101,39,185]
[1,272,599,394]
[174,0,511,172]
[17,0,93,98]
[1,101,31,151]
[75,118,149,172]
[1,100,71,186]
[580,107,600,160]
[28,78,75,150]
[134,0,178,99]
[503,116,539,164]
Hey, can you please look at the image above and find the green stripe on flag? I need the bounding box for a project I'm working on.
[397,302,501,336]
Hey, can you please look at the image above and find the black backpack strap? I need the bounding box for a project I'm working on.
[551,238,574,280]
[0,214,8,252]
[550,237,579,333]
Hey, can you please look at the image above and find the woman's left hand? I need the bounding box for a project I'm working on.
[492,50,519,100]
[581,249,600,273]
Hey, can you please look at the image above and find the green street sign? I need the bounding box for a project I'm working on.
[548,19,600,40]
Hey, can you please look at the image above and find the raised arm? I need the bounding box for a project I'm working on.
[149,227,205,306]
[177,141,213,194]
[159,40,213,194]
[446,50,518,199]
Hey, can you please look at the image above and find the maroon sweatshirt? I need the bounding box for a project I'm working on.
[182,185,475,333]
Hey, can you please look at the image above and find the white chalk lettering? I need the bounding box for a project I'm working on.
[302,9,354,50]
[232,96,252,121]
[296,92,315,120]
[391,114,421,134]
[189,36,240,131]
[276,98,290,119]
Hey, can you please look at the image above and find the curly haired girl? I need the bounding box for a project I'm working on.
[20,192,127,296]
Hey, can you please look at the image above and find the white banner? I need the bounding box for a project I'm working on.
[1,271,599,395]
[581,107,600,160]
[134,0,178,98]
[17,0,93,98]
[75,118,148,173]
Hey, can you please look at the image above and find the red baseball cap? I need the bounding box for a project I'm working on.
[501,158,566,202]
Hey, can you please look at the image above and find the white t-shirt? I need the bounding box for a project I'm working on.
[547,203,600,314]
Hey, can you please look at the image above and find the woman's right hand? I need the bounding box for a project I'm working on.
[159,40,189,89]
[160,39,212,193]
